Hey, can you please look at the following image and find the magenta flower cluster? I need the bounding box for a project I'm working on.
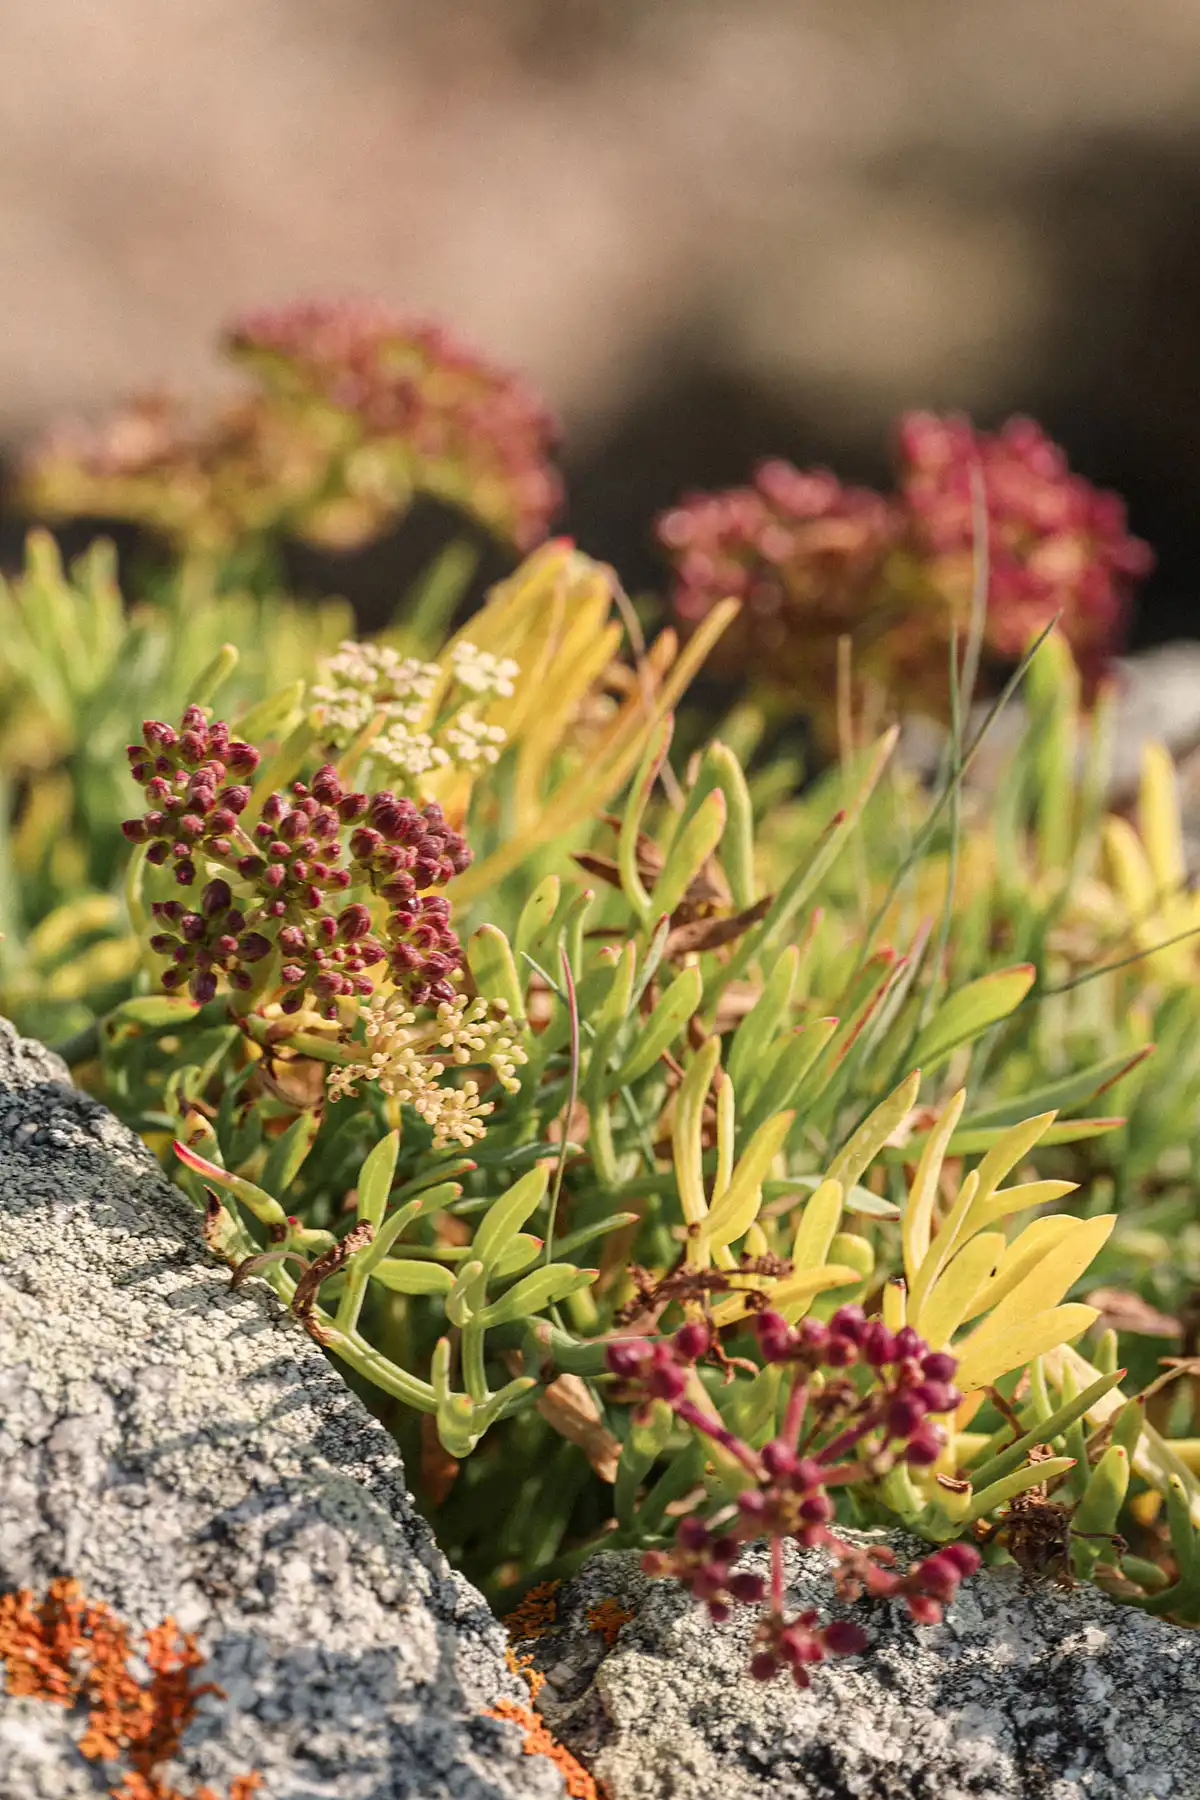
[123,707,470,1013]
[657,411,1152,732]
[606,1304,980,1686]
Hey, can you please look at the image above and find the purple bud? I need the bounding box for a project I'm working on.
[174,858,196,886]
[338,903,373,943]
[675,1515,710,1551]
[905,1424,945,1467]
[673,1321,710,1362]
[914,1381,962,1415]
[227,741,260,774]
[237,933,272,963]
[886,1394,926,1438]
[921,1352,958,1383]
[311,764,343,804]
[200,878,233,917]
[761,1440,797,1479]
[280,963,306,986]
[940,1542,982,1577]
[121,819,148,842]
[142,720,178,751]
[727,1571,766,1604]
[893,1326,926,1361]
[823,1620,868,1657]
[189,970,218,1004]
[861,1321,897,1367]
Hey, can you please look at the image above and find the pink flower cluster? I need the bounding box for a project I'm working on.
[23,301,561,557]
[896,412,1152,685]
[657,413,1152,730]
[605,1304,980,1686]
[228,299,562,551]
[124,709,469,1013]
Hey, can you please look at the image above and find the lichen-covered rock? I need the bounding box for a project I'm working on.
[0,1017,563,1799]
[536,1539,1200,1800]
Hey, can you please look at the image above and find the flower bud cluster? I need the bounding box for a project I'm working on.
[604,1307,979,1685]
[657,413,1152,730]
[896,411,1152,689]
[124,712,471,1013]
[228,300,561,551]
[23,302,561,556]
[122,707,261,892]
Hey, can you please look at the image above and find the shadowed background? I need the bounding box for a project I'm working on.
[1,0,1197,640]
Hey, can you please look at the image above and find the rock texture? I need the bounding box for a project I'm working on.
[537,1539,1200,1800]
[0,1017,562,1799]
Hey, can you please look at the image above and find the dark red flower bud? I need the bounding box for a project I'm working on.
[823,1620,868,1656]
[142,720,178,751]
[672,1320,710,1363]
[647,1362,688,1404]
[311,764,343,804]
[605,1338,650,1379]
[148,934,177,955]
[861,1321,897,1367]
[904,1424,944,1467]
[200,878,232,916]
[886,1394,926,1438]
[121,818,148,842]
[939,1542,981,1577]
[338,791,368,822]
[338,903,373,943]
[761,1439,797,1479]
[227,741,260,773]
[727,1571,766,1604]
[189,970,218,1004]
[217,784,251,814]
[921,1351,958,1383]
[907,1595,943,1625]
[893,1326,926,1360]
[237,933,272,963]
[829,1304,867,1342]
[675,1515,710,1551]
[174,858,196,886]
[796,1317,829,1354]
[280,963,306,986]
[914,1380,961,1415]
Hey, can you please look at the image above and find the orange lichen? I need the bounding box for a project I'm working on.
[504,1640,546,1701]
[503,1578,561,1643]
[584,1598,634,1648]
[486,1698,602,1800]
[0,1579,260,1800]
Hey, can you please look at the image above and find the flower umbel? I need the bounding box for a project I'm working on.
[328,991,528,1148]
[124,710,470,1012]
[606,1307,980,1685]
[658,412,1152,732]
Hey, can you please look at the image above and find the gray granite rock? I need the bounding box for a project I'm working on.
[0,1017,562,1800]
[536,1538,1200,1800]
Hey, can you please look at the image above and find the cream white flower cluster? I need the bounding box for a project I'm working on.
[312,638,513,785]
[327,990,528,1148]
[449,641,520,698]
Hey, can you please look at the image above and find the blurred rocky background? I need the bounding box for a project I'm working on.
[1,0,1198,642]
